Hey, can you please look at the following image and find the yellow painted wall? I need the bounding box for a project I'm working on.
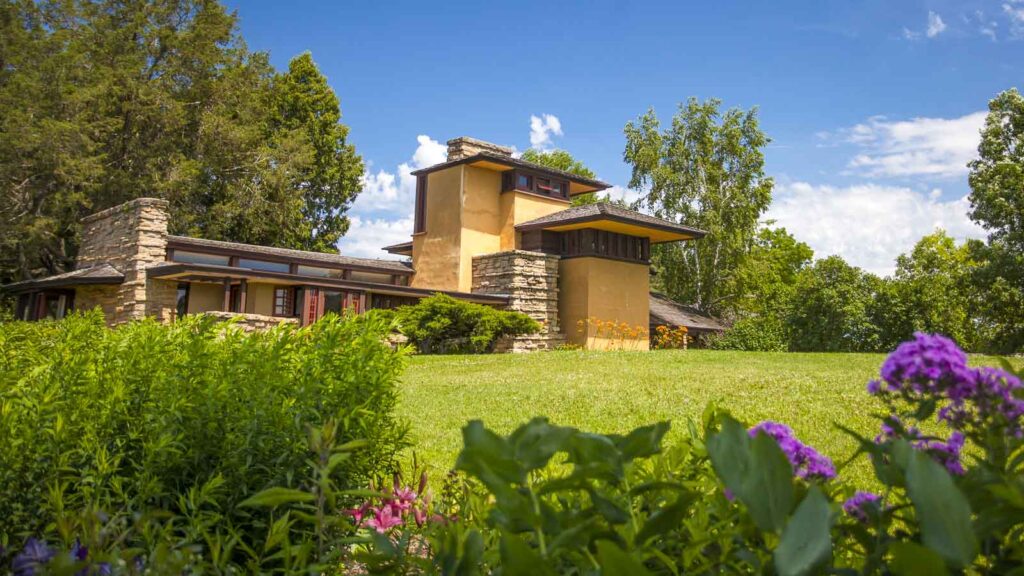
[245,282,276,316]
[411,166,463,291]
[500,192,569,251]
[188,282,223,314]
[559,257,650,350]
[459,166,503,291]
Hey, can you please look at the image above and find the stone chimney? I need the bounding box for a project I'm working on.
[77,197,172,323]
[446,137,514,162]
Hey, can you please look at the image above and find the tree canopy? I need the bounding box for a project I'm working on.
[624,98,773,314]
[0,0,363,283]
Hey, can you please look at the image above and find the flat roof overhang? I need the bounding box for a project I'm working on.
[1,265,125,293]
[146,262,509,305]
[382,241,413,256]
[516,215,705,244]
[410,152,611,196]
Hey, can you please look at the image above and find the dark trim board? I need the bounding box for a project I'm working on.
[409,151,611,194]
[147,262,509,305]
[167,237,413,276]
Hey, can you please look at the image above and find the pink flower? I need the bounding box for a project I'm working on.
[366,505,404,533]
[345,502,371,526]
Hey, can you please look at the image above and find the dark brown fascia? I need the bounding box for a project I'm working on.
[515,213,707,241]
[165,238,414,276]
[381,241,414,255]
[409,151,611,194]
[146,262,508,305]
[1,275,124,293]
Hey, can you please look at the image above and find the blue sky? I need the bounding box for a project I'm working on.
[225,0,1022,274]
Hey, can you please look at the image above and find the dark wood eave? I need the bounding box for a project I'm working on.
[146,262,508,305]
[516,203,706,243]
[409,151,611,195]
[166,236,413,276]
[1,264,125,293]
[382,241,414,255]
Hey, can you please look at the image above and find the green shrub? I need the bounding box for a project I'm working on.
[709,314,789,351]
[0,310,408,569]
[396,294,539,354]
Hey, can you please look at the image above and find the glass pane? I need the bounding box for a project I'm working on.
[517,174,531,189]
[323,291,343,315]
[176,283,189,317]
[296,265,344,278]
[173,251,230,266]
[238,258,290,273]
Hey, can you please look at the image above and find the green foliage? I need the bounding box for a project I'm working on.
[396,294,540,354]
[732,227,814,317]
[0,1,363,283]
[787,256,884,352]
[625,98,774,314]
[0,311,406,569]
[709,314,789,351]
[965,87,1024,353]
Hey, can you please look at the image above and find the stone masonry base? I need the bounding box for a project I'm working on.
[471,250,564,352]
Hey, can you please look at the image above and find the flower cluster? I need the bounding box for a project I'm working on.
[10,538,112,576]
[347,473,433,534]
[869,333,1023,438]
[875,415,966,475]
[748,421,836,480]
[842,491,881,524]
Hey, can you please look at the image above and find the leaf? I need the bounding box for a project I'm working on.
[499,532,556,576]
[238,487,313,508]
[903,449,978,569]
[611,421,670,461]
[508,417,572,472]
[888,542,948,576]
[706,416,753,494]
[774,486,833,576]
[635,493,695,545]
[744,432,796,532]
[595,541,652,576]
[456,420,526,492]
[590,491,630,525]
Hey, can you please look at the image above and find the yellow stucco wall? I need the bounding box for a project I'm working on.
[500,192,569,251]
[188,282,223,314]
[245,283,276,316]
[559,257,650,350]
[459,166,503,291]
[411,166,463,291]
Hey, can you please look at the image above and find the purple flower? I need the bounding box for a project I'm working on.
[749,422,836,481]
[843,491,881,524]
[12,539,55,576]
[876,333,975,397]
[943,367,1024,437]
[917,431,966,476]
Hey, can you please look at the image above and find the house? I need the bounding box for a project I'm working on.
[3,137,706,349]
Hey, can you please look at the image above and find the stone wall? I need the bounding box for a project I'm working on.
[471,250,564,352]
[446,136,514,161]
[75,284,120,320]
[78,198,173,325]
[201,311,299,332]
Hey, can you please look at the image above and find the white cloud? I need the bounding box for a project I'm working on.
[902,27,922,40]
[603,185,644,207]
[1005,1,1024,37]
[529,114,563,150]
[766,181,984,276]
[337,215,414,260]
[927,11,947,37]
[356,135,446,214]
[841,111,986,179]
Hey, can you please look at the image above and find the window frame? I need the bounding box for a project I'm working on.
[501,169,569,200]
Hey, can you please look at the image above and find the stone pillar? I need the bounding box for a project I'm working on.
[446,137,514,161]
[78,198,173,324]
[471,250,564,352]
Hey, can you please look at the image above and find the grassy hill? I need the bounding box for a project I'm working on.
[398,349,1017,487]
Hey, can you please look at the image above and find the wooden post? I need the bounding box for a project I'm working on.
[222,278,231,311]
[239,279,247,313]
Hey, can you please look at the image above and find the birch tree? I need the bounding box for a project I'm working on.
[623,98,773,313]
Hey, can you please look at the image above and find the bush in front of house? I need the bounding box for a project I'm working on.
[344,333,1024,574]
[396,293,540,354]
[0,310,408,572]
[709,314,789,351]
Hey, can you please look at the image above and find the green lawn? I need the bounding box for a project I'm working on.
[397,349,1017,486]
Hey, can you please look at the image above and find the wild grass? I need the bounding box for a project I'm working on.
[397,349,1019,486]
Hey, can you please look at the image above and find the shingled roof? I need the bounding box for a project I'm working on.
[409,151,611,193]
[516,203,706,241]
[649,293,726,333]
[167,236,413,274]
[2,264,125,292]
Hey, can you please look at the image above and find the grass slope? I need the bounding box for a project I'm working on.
[398,349,1016,486]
